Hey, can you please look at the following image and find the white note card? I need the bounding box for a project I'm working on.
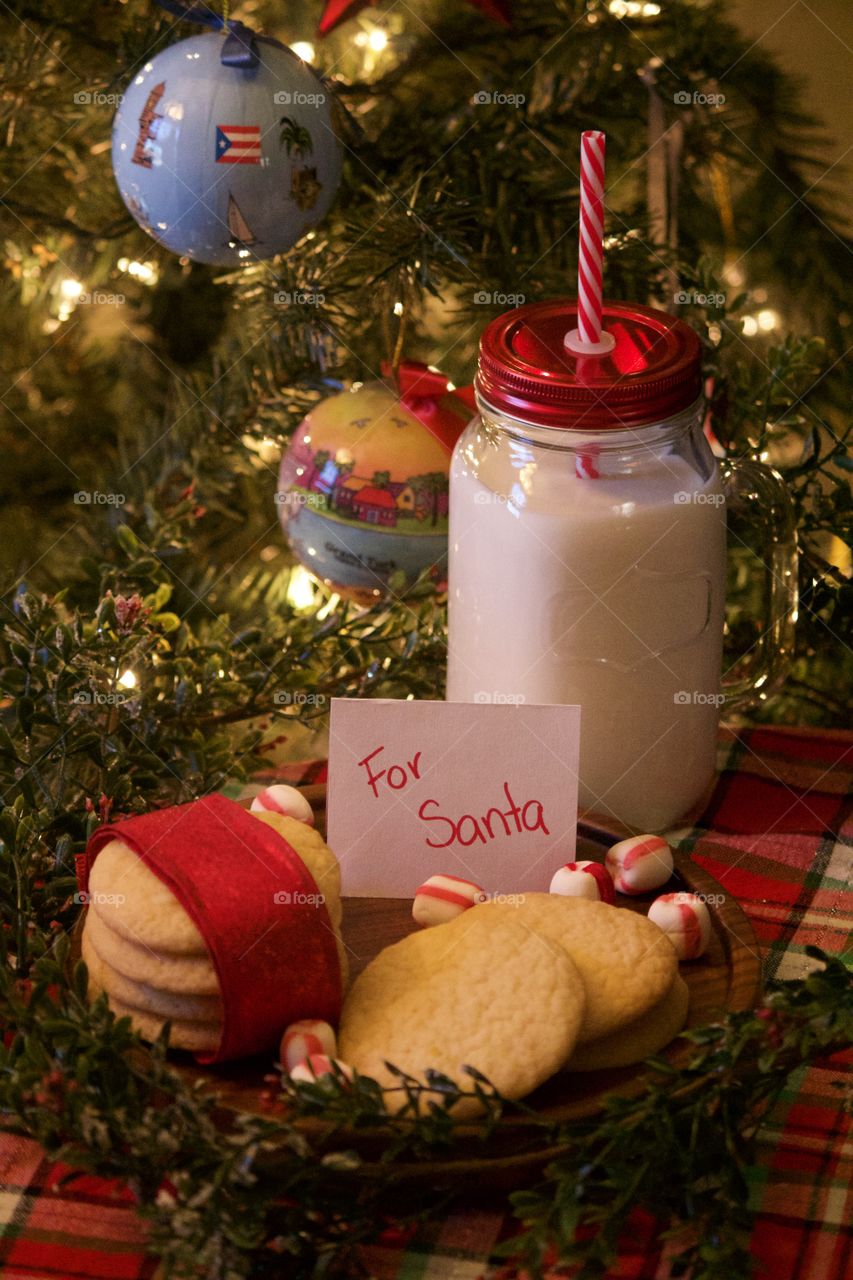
[327,698,581,898]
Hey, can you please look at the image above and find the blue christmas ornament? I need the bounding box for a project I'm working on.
[112,32,342,266]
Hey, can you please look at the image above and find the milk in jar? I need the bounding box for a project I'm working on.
[447,300,727,831]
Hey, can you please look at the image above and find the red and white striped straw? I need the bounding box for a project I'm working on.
[577,130,607,345]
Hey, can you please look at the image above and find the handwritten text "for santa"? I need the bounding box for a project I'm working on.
[357,746,550,849]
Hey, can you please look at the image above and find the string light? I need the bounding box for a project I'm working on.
[56,277,83,323]
[354,23,389,70]
[741,310,779,337]
[393,300,404,316]
[286,565,318,610]
[118,669,137,689]
[608,0,661,16]
[117,258,159,285]
[290,41,315,62]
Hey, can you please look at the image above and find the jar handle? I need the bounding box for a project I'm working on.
[720,459,798,713]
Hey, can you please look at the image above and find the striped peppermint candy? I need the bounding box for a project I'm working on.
[250,784,314,826]
[605,834,673,895]
[648,891,711,960]
[575,444,601,480]
[289,1054,353,1085]
[549,860,615,904]
[280,1019,337,1073]
[577,130,606,346]
[412,874,489,927]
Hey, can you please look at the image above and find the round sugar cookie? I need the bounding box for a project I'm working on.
[88,840,207,954]
[83,907,221,996]
[82,928,223,1025]
[339,908,586,1114]
[483,894,678,1043]
[88,971,221,1054]
[564,975,690,1071]
[251,812,343,928]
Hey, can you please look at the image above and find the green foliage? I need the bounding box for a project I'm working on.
[0,906,850,1279]
[0,0,849,723]
[0,4,850,1270]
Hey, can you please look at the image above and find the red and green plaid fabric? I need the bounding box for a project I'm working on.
[1,725,850,1280]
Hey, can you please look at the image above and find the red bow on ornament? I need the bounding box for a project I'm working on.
[318,0,511,37]
[382,360,475,453]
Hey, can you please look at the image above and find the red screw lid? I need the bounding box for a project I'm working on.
[476,299,702,429]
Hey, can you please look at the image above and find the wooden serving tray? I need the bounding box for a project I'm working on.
[73,787,762,1188]
[184,796,762,1188]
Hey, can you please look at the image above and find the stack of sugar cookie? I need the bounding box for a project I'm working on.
[80,795,346,1061]
[83,841,224,1054]
[339,892,688,1111]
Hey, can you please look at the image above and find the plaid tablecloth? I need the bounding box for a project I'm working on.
[0,725,850,1280]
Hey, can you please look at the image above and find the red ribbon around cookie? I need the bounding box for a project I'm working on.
[79,795,343,1064]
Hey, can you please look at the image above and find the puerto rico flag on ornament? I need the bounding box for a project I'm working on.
[215,124,262,164]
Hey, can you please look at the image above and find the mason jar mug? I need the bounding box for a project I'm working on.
[446,301,796,831]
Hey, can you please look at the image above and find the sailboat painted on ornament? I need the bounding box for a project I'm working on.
[225,192,258,251]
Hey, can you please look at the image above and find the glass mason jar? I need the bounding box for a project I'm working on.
[447,301,797,831]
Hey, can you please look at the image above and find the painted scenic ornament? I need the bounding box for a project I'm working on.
[112,32,341,266]
[277,369,474,603]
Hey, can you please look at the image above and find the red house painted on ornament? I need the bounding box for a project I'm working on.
[352,486,398,527]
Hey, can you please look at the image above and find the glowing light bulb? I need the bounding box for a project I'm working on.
[757,309,779,332]
[117,258,159,285]
[286,566,317,610]
[393,300,404,316]
[290,41,315,62]
[742,316,758,336]
[118,669,137,690]
[367,27,388,51]
[60,278,83,301]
